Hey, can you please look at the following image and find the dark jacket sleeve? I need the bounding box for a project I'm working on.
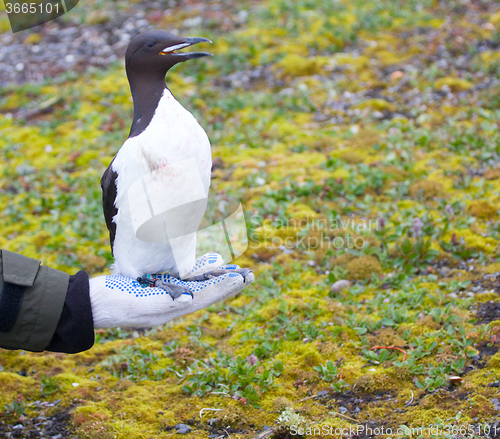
[0,250,94,353]
[45,270,94,353]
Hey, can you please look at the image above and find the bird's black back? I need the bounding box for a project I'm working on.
[101,157,118,255]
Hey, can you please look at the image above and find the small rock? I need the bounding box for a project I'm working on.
[317,390,329,397]
[390,70,404,81]
[492,398,499,405]
[439,267,451,277]
[175,424,192,434]
[331,280,351,294]
[236,10,248,24]
[16,164,35,175]
[183,17,203,27]
[338,406,348,414]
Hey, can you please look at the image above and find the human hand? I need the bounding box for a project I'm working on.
[89,266,253,329]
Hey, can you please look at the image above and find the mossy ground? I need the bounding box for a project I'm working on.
[2,0,500,437]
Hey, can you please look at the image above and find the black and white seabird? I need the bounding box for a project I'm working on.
[101,30,235,298]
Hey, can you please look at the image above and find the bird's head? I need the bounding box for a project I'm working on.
[125,30,212,78]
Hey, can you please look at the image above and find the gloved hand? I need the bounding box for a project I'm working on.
[89,262,253,329]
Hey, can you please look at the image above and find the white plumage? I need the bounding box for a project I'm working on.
[111,89,212,279]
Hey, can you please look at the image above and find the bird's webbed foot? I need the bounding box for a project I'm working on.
[187,266,252,282]
[136,275,193,301]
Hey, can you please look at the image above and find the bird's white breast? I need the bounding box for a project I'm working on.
[111,89,212,278]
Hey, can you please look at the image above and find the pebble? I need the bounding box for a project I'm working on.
[16,164,36,175]
[175,424,192,434]
[338,406,348,414]
[331,279,352,294]
[390,70,404,81]
[439,267,451,277]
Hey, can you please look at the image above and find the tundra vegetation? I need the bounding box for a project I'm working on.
[1,0,500,437]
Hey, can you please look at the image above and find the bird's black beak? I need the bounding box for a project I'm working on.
[160,37,212,60]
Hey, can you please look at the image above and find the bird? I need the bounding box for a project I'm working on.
[101,30,241,299]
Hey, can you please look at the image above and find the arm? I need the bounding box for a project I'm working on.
[0,249,253,354]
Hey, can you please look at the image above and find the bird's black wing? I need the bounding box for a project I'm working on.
[101,157,118,256]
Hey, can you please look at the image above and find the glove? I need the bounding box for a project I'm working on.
[89,264,253,329]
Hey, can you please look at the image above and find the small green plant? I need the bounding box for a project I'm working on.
[101,344,164,382]
[362,348,398,364]
[394,238,440,271]
[41,374,60,396]
[95,327,133,344]
[314,360,349,393]
[177,351,283,407]
[4,395,25,417]
[440,234,478,261]
[415,375,447,392]
[253,338,281,358]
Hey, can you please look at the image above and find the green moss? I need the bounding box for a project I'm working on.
[467,200,498,219]
[275,54,328,77]
[409,180,448,200]
[353,371,393,393]
[434,77,473,92]
[353,98,396,112]
[0,372,37,407]
[476,292,500,303]
[345,255,383,281]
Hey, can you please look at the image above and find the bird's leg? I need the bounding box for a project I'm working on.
[136,275,193,300]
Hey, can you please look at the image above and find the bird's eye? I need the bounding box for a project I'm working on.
[146,41,155,48]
